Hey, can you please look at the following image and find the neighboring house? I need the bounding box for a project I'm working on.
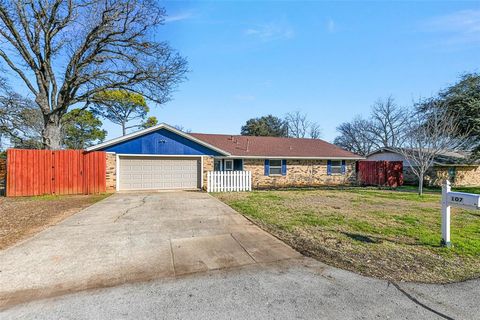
[366,148,480,187]
[86,123,363,191]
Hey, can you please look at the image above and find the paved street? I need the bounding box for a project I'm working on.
[2,257,478,319]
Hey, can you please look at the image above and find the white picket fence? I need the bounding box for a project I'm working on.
[207,171,252,192]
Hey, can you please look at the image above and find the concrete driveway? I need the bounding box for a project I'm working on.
[0,191,300,309]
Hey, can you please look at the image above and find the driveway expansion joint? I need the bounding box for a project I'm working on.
[230,232,258,263]
[169,239,176,277]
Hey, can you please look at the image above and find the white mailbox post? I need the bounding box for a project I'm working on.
[441,180,480,247]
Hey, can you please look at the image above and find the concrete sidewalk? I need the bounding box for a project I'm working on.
[0,192,300,309]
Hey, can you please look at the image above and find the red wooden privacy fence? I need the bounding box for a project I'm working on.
[6,149,106,197]
[357,161,403,187]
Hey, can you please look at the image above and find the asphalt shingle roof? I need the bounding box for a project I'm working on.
[189,133,363,159]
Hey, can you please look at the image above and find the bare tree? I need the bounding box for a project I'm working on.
[0,0,188,149]
[397,101,468,195]
[334,116,375,156]
[173,125,191,133]
[367,96,409,148]
[0,80,43,148]
[309,122,322,139]
[285,111,309,138]
[334,96,409,154]
[285,110,321,139]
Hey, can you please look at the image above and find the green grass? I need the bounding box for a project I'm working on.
[214,188,480,283]
[397,185,480,195]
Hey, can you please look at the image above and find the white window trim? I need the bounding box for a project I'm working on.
[225,159,234,171]
[269,159,283,176]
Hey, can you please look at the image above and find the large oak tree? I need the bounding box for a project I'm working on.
[419,73,480,157]
[0,0,188,149]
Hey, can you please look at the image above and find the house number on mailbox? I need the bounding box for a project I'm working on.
[451,196,463,203]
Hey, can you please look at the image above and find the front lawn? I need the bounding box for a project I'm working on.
[214,189,480,283]
[0,194,110,250]
[397,185,480,195]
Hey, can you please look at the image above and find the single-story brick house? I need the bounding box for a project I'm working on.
[86,123,363,192]
[366,148,480,187]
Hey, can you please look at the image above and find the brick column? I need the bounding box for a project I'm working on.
[106,153,116,192]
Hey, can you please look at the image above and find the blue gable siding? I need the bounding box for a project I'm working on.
[102,128,223,156]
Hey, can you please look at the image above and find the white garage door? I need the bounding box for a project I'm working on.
[119,156,200,191]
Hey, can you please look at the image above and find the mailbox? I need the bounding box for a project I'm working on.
[441,181,480,248]
[446,191,480,209]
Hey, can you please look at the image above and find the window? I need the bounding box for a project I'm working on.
[330,160,343,174]
[448,167,456,182]
[214,160,222,171]
[234,159,244,171]
[269,159,282,175]
[225,159,234,171]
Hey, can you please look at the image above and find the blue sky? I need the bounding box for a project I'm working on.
[6,1,480,143]
[144,0,479,142]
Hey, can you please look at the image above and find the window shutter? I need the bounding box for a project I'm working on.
[341,160,346,175]
[327,160,332,175]
[264,159,270,176]
[281,160,287,176]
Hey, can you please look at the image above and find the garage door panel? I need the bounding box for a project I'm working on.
[119,156,200,191]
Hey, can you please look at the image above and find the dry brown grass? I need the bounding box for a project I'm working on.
[0,194,110,250]
[214,189,480,283]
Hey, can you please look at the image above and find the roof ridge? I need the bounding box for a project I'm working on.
[190,132,332,143]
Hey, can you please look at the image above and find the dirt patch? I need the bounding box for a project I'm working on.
[0,194,110,250]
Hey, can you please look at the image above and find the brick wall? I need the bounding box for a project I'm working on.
[202,156,214,190]
[243,159,356,189]
[453,166,480,186]
[104,155,360,191]
[106,153,116,192]
[0,157,6,195]
[427,165,480,187]
[403,165,480,187]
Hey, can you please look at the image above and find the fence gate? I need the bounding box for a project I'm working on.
[207,171,252,192]
[6,149,106,197]
[357,161,403,187]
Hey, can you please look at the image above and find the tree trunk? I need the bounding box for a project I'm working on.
[42,113,63,150]
[418,172,424,196]
[122,122,126,136]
